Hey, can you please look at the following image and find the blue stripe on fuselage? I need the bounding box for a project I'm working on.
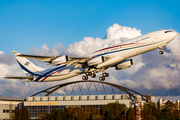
[34,64,67,82]
[93,40,164,57]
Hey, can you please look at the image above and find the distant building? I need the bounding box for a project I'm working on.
[0,96,24,120]
[23,94,155,119]
[158,99,180,110]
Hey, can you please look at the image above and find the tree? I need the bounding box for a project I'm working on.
[101,101,127,120]
[127,107,136,120]
[64,106,87,120]
[143,115,157,120]
[83,106,100,120]
[156,113,175,120]
[12,107,30,120]
[46,108,65,120]
[142,102,158,119]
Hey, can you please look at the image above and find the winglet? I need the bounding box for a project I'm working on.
[12,51,22,56]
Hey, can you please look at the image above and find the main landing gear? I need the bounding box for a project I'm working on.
[82,72,96,80]
[82,72,109,81]
[82,75,88,80]
[99,73,109,81]
[159,46,164,54]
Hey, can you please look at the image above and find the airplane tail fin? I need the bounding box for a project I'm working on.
[15,56,45,76]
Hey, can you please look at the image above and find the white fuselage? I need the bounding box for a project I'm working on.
[31,30,177,82]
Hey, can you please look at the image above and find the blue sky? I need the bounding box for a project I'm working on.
[0,0,180,53]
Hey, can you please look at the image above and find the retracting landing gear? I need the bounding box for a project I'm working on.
[159,46,164,54]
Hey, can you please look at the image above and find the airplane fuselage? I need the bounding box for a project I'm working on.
[21,30,177,82]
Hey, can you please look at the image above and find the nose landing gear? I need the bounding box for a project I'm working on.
[159,46,164,54]
[159,51,164,54]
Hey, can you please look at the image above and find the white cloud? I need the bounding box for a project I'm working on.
[106,24,141,40]
[0,51,4,55]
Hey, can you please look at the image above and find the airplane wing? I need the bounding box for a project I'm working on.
[4,76,34,80]
[12,51,90,67]
[12,51,59,62]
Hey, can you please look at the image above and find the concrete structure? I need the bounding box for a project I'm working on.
[23,94,155,119]
[0,96,24,120]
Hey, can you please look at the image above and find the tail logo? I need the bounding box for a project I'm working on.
[24,62,30,66]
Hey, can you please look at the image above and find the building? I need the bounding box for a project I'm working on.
[24,94,155,119]
[0,96,24,120]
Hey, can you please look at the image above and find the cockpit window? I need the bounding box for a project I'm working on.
[165,30,172,33]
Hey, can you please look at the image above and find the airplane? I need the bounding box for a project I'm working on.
[4,29,177,82]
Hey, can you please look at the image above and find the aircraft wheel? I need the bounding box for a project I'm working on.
[159,51,163,54]
[102,73,109,77]
[99,77,105,81]
[82,75,88,80]
[91,74,96,78]
[86,72,92,76]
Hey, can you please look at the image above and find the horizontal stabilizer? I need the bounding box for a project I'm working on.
[4,76,34,80]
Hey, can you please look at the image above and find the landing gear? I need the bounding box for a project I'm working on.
[102,73,109,77]
[91,74,96,78]
[82,75,88,80]
[159,46,164,55]
[99,76,105,81]
[83,71,109,81]
[159,51,164,54]
[86,72,92,76]
[99,73,109,81]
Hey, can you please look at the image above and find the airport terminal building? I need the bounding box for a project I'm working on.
[24,94,155,119]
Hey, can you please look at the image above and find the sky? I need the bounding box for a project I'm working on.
[1,0,180,101]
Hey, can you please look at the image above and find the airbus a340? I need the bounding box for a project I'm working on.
[5,30,177,82]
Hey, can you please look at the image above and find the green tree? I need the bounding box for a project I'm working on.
[83,106,100,120]
[101,101,126,120]
[156,113,175,120]
[64,106,87,120]
[143,115,157,120]
[127,107,136,120]
[142,102,158,119]
[46,108,65,120]
[12,107,30,120]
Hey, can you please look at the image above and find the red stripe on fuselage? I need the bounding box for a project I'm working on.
[94,43,137,53]
[40,68,66,82]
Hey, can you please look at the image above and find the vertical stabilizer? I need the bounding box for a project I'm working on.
[15,57,44,75]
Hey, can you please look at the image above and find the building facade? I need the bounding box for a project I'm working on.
[0,96,24,120]
[24,94,155,119]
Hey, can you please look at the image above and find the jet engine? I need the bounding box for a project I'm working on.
[88,56,105,66]
[115,59,133,70]
[52,55,69,65]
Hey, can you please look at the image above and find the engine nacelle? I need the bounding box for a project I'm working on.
[52,55,69,65]
[88,56,104,66]
[115,59,133,70]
